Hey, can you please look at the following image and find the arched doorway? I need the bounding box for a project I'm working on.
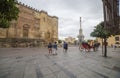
[23,24,30,38]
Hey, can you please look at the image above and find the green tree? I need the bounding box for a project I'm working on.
[58,40,62,44]
[90,22,111,57]
[0,0,19,28]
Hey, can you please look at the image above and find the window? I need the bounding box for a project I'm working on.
[115,42,119,44]
[115,37,119,41]
[43,17,45,22]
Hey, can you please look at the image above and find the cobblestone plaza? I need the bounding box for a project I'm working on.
[0,47,120,78]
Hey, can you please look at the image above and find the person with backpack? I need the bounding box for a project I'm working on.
[48,42,52,54]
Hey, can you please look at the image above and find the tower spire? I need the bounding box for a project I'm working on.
[79,17,82,34]
[80,17,81,29]
[78,17,84,44]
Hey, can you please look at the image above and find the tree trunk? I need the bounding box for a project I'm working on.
[104,38,107,57]
[103,0,107,57]
[102,38,104,56]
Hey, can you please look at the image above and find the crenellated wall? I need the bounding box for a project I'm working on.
[0,2,58,47]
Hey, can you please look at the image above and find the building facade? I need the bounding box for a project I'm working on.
[0,2,58,47]
[102,0,119,34]
[97,35,120,47]
[65,37,76,44]
[97,17,120,47]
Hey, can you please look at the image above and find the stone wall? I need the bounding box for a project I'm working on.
[0,2,58,47]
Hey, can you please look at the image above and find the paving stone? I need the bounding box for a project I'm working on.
[9,64,25,78]
[0,47,120,78]
[77,73,92,78]
[109,70,120,78]
[24,63,37,78]
[0,70,9,78]
[54,71,70,78]
[48,65,61,72]
[43,74,56,78]
[40,67,53,76]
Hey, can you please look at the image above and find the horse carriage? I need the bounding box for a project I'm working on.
[79,42,100,52]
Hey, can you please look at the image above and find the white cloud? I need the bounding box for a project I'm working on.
[18,0,105,40]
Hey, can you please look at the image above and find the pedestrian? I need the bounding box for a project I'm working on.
[93,42,96,52]
[48,42,52,54]
[113,44,116,50]
[63,42,68,52]
[53,42,57,55]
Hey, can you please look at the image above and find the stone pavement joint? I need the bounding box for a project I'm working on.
[92,70,109,78]
[112,66,120,72]
[55,63,77,78]
[36,66,43,78]
[44,55,50,59]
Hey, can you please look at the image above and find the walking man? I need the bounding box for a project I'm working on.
[63,41,68,52]
[53,42,57,55]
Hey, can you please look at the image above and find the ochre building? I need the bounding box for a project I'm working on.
[97,16,120,47]
[0,2,58,47]
[65,37,76,44]
[97,35,120,47]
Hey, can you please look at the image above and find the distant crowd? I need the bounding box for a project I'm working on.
[47,41,101,55]
[48,41,68,55]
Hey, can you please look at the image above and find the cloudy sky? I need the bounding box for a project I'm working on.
[18,0,120,40]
